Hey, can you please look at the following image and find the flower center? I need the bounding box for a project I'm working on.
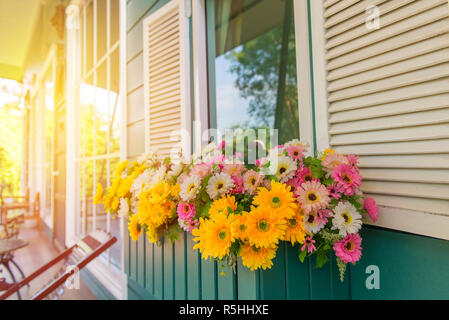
[270,196,281,208]
[304,175,313,182]
[218,230,227,240]
[257,220,270,232]
[308,192,317,201]
[342,174,352,183]
[342,213,352,224]
[250,178,256,185]
[252,246,261,253]
[288,218,297,227]
[217,183,224,190]
[344,241,353,251]
[136,223,141,232]
[239,224,247,231]
[279,167,286,174]
[307,214,315,223]
[188,184,196,192]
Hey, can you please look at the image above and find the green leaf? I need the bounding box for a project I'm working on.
[298,248,307,263]
[315,249,329,268]
[167,223,182,244]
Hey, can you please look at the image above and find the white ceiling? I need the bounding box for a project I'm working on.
[0,0,41,81]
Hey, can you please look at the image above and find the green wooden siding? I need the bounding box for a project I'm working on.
[125,0,449,300]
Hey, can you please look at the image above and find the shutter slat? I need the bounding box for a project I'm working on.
[371,194,449,216]
[323,0,360,18]
[361,181,449,200]
[330,108,449,135]
[333,139,449,155]
[358,154,449,169]
[360,168,449,184]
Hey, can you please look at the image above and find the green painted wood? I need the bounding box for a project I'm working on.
[145,240,154,294]
[217,266,237,300]
[137,235,145,286]
[259,242,287,300]
[153,239,164,299]
[163,238,174,300]
[237,262,260,300]
[128,278,157,300]
[349,227,449,300]
[129,236,138,282]
[285,244,310,300]
[201,259,217,299]
[186,232,201,299]
[174,232,187,299]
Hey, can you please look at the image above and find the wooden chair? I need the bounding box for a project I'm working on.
[1,192,41,232]
[0,229,117,300]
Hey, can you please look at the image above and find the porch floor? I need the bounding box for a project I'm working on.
[1,226,98,300]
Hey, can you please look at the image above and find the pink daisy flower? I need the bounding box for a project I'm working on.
[346,154,359,170]
[216,140,226,150]
[332,163,362,196]
[242,170,263,194]
[301,236,316,254]
[297,165,317,184]
[363,196,379,222]
[333,233,362,264]
[191,162,211,179]
[295,181,331,213]
[177,202,195,220]
[286,143,305,161]
[322,153,346,171]
[327,183,341,199]
[230,175,244,194]
[285,176,302,194]
[178,217,199,232]
[223,163,244,177]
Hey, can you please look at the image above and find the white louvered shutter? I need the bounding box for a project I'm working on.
[143,0,191,160]
[317,0,449,239]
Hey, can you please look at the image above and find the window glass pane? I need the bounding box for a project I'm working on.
[209,0,299,144]
[110,0,120,46]
[109,47,120,154]
[86,1,94,73]
[96,0,108,62]
[81,75,94,157]
[95,60,108,156]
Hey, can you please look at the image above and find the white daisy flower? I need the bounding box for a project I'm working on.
[331,201,362,236]
[118,198,130,219]
[206,172,234,200]
[180,175,202,202]
[303,211,324,234]
[166,162,184,183]
[130,169,151,195]
[274,155,297,182]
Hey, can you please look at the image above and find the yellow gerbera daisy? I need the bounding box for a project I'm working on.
[146,226,158,244]
[209,195,237,220]
[128,214,142,241]
[253,181,297,219]
[230,213,249,240]
[114,160,128,176]
[282,209,307,245]
[192,214,234,260]
[111,197,120,211]
[94,183,103,204]
[149,181,172,204]
[246,206,287,248]
[240,243,276,271]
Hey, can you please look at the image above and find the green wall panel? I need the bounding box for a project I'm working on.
[145,241,154,294]
[163,239,174,300]
[201,259,217,300]
[349,227,449,300]
[186,232,201,300]
[153,239,164,299]
[174,232,187,299]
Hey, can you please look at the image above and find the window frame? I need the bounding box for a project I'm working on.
[192,0,315,154]
[65,0,127,299]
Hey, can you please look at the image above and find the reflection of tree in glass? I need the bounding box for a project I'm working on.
[225,1,298,144]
